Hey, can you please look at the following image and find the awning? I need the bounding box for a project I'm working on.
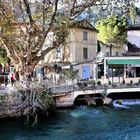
[107,59,140,65]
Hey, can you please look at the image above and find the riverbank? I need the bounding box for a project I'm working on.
[1,81,140,119]
[0,82,56,120]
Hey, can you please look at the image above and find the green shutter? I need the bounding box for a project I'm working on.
[10,67,14,73]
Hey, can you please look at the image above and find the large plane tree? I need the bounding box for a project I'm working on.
[0,0,102,79]
[0,0,136,79]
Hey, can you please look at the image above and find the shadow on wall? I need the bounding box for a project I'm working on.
[107,92,140,100]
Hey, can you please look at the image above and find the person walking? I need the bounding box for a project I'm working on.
[4,76,8,87]
[11,74,15,86]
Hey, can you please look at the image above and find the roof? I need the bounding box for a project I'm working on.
[73,20,98,32]
[127,41,140,52]
[72,59,95,66]
[127,24,140,31]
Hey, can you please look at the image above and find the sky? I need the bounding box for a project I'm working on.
[135,1,140,8]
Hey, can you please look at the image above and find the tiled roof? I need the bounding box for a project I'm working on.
[73,20,98,32]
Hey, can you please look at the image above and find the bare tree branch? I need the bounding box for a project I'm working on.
[32,0,59,57]
[23,0,34,25]
[0,0,111,77]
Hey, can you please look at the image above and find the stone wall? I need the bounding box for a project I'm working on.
[49,85,74,94]
[0,90,23,118]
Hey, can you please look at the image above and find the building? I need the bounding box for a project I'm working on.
[101,24,140,84]
[42,20,98,80]
[126,24,140,54]
[125,24,140,77]
[97,41,126,57]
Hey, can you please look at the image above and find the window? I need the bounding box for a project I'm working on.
[83,48,88,59]
[83,31,88,40]
[106,52,109,56]
[56,48,61,58]
[116,52,119,56]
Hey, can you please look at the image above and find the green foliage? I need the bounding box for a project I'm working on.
[63,68,78,80]
[0,95,3,101]
[130,6,137,25]
[108,81,111,85]
[40,92,55,109]
[117,100,122,105]
[101,91,106,97]
[0,95,4,105]
[96,15,128,46]
[0,48,8,64]
[97,81,101,85]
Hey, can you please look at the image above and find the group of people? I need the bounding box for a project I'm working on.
[4,73,15,87]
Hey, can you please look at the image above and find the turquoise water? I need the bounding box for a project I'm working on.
[0,106,140,140]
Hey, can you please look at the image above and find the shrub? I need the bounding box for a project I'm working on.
[130,80,133,85]
[97,81,101,85]
[122,79,125,84]
[84,83,87,86]
[63,68,78,80]
[108,81,111,85]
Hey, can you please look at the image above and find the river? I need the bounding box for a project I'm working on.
[0,106,140,140]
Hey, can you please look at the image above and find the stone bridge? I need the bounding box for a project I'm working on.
[50,85,140,107]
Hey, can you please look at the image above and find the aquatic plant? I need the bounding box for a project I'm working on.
[101,91,106,97]
[116,100,122,105]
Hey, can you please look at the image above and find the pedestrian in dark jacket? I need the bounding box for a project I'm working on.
[4,76,8,87]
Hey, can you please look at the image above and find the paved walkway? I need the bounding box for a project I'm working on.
[0,84,16,94]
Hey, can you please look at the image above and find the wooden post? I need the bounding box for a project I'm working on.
[110,43,112,56]
[104,58,107,84]
[112,68,113,84]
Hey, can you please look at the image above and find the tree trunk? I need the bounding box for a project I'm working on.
[15,63,35,81]
[110,44,112,56]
